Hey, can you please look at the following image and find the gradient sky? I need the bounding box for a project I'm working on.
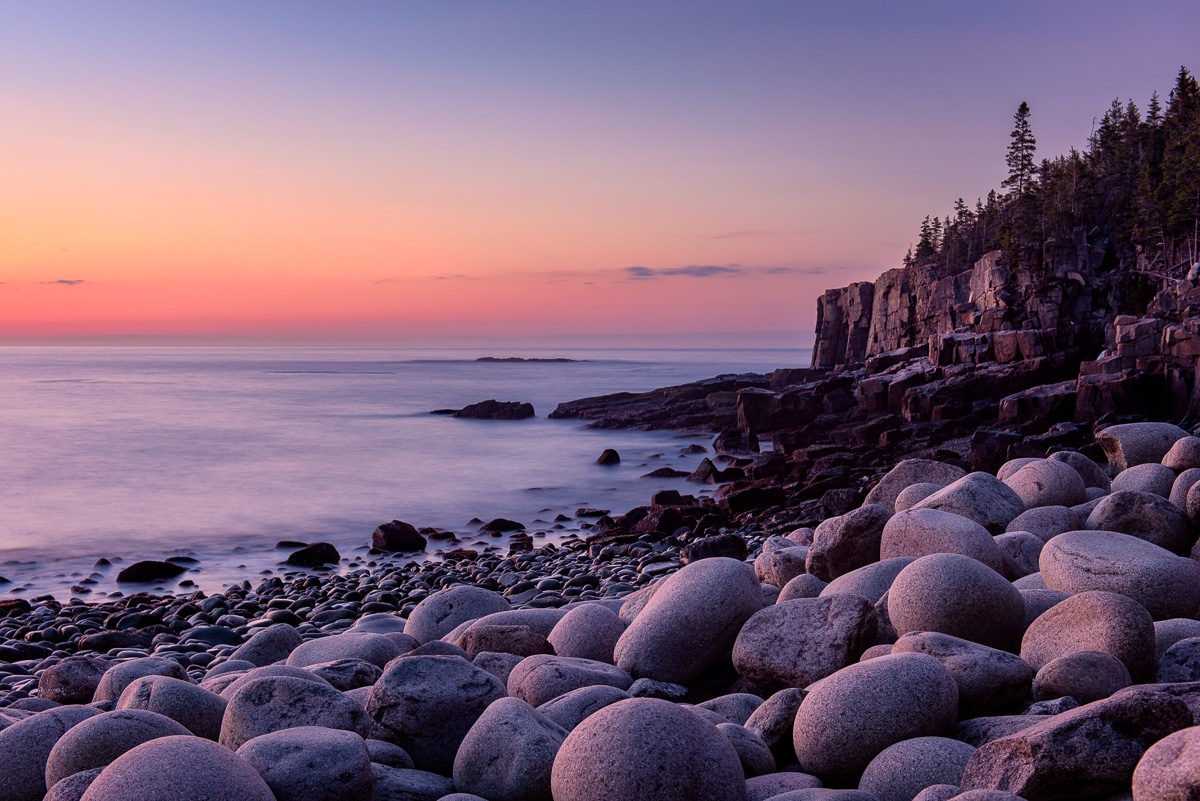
[2,1,1197,346]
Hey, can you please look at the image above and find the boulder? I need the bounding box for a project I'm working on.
[1003,460,1087,509]
[614,557,762,684]
[229,623,303,666]
[864,459,968,511]
[1006,506,1083,543]
[959,687,1192,800]
[1032,650,1131,703]
[473,651,524,684]
[792,652,959,780]
[214,665,331,699]
[286,632,404,668]
[732,596,879,689]
[1039,529,1200,620]
[746,774,823,801]
[1157,619,1200,661]
[372,519,427,552]
[697,693,765,725]
[895,483,945,512]
[1170,468,1200,510]
[404,585,510,645]
[452,698,567,801]
[1048,450,1112,490]
[680,533,749,564]
[1096,422,1190,470]
[1156,637,1200,683]
[236,726,373,801]
[45,768,102,801]
[880,509,1005,572]
[744,687,807,753]
[888,554,1025,650]
[454,399,535,419]
[78,735,274,801]
[755,547,810,588]
[1085,490,1196,554]
[859,737,976,801]
[45,709,192,791]
[821,558,916,604]
[1020,590,1156,680]
[115,675,228,740]
[779,574,829,602]
[805,505,893,582]
[219,675,370,750]
[1133,725,1200,801]
[911,472,1025,534]
[0,705,100,801]
[285,542,339,566]
[718,722,775,777]
[549,697,746,801]
[507,655,632,707]
[38,655,111,705]
[366,654,508,774]
[892,632,1033,718]
[114,560,185,583]
[306,658,383,690]
[459,624,554,660]
[1113,463,1178,498]
[92,657,188,703]
[1020,589,1069,631]
[369,764,456,800]
[1165,437,1200,470]
[536,685,630,732]
[994,531,1043,579]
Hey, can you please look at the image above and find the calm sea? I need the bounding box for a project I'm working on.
[0,347,809,598]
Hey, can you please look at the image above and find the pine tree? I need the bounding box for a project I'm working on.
[1003,101,1038,195]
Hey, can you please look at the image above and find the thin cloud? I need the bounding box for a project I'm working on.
[40,279,86,286]
[625,264,743,280]
[430,273,469,281]
[708,230,772,240]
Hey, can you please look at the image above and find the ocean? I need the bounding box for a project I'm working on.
[0,347,809,598]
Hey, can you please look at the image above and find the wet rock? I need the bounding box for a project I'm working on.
[115,675,228,740]
[614,556,762,684]
[366,654,507,774]
[806,505,893,582]
[507,654,632,707]
[78,735,274,801]
[454,399,535,419]
[237,726,373,801]
[911,472,1025,534]
[596,448,620,465]
[880,509,1005,572]
[404,585,510,644]
[681,533,749,563]
[550,697,746,801]
[733,596,879,689]
[888,554,1025,650]
[454,697,567,801]
[1095,422,1190,470]
[219,675,370,750]
[959,687,1192,800]
[1085,490,1195,554]
[114,560,185,582]
[1031,650,1131,703]
[1020,590,1156,681]
[859,737,976,801]
[284,542,340,566]
[793,652,959,780]
[892,632,1033,718]
[1040,529,1200,620]
[372,519,428,552]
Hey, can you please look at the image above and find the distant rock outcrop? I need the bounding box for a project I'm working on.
[453,400,535,420]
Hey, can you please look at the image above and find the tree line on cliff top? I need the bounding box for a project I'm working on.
[903,65,1200,278]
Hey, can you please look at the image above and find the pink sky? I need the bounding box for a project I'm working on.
[2,1,1196,346]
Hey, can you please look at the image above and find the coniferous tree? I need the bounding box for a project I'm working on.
[1003,102,1038,196]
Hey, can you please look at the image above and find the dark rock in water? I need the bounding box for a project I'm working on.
[372,520,427,552]
[429,408,456,415]
[38,654,112,704]
[453,399,535,420]
[285,542,340,566]
[165,555,200,565]
[79,630,152,651]
[0,575,9,585]
[575,508,610,517]
[116,560,186,583]
[596,449,621,465]
[94,557,111,567]
[0,598,32,617]
[642,467,690,478]
[482,518,525,533]
[682,443,708,454]
[714,429,759,455]
[681,534,748,564]
[275,540,307,549]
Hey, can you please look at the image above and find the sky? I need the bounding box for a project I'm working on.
[1,1,1197,347]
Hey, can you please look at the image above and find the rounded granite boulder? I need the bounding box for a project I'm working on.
[910,472,1025,534]
[1086,490,1196,554]
[453,697,568,801]
[79,735,274,801]
[895,483,945,512]
[863,459,968,511]
[1006,505,1083,543]
[91,656,188,703]
[820,557,916,604]
[792,652,959,780]
[1048,450,1112,490]
[0,705,101,801]
[404,585,511,645]
[219,674,370,750]
[285,631,404,668]
[1003,459,1088,510]
[1031,650,1132,703]
[1020,590,1156,680]
[614,556,762,685]
[879,509,1004,572]
[1133,725,1200,801]
[115,675,228,740]
[888,553,1025,651]
[1112,463,1178,498]
[45,709,191,788]
[1096,421,1190,471]
[366,653,508,775]
[550,697,746,801]
[1039,529,1200,620]
[507,654,632,707]
[547,603,625,664]
[236,725,373,801]
[858,736,976,801]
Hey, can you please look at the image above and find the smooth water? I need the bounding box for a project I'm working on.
[0,347,809,598]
